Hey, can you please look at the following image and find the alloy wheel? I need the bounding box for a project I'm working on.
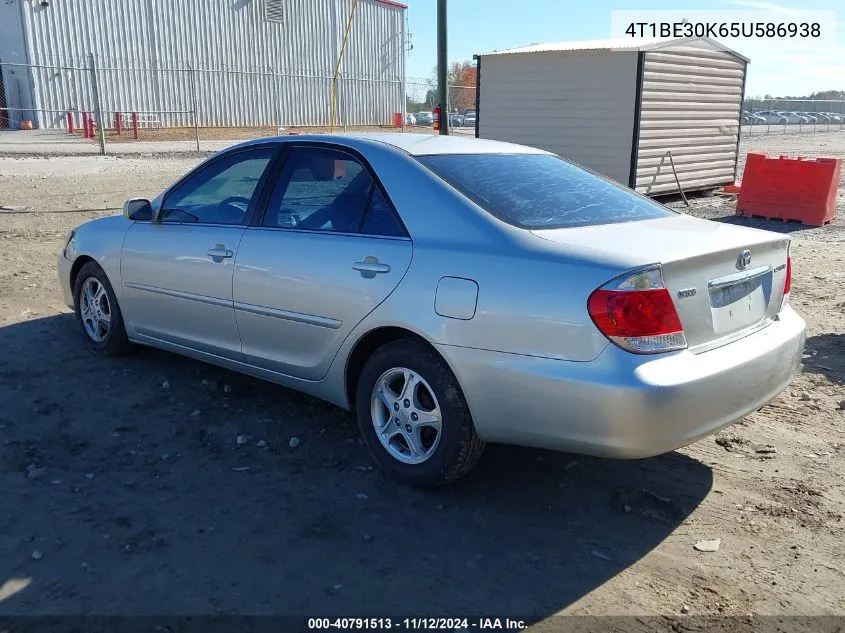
[370,367,443,465]
[80,277,111,343]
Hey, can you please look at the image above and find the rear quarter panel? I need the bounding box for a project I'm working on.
[371,243,616,362]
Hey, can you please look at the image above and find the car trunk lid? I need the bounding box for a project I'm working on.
[532,214,791,350]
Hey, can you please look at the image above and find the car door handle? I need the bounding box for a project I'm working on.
[207,245,233,259]
[352,258,390,274]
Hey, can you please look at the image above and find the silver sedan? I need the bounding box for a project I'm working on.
[58,133,806,487]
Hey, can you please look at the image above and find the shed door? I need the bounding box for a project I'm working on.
[634,42,745,194]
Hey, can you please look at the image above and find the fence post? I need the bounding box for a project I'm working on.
[341,75,348,131]
[401,72,406,132]
[446,84,451,134]
[274,71,282,132]
[189,64,200,153]
[88,53,107,155]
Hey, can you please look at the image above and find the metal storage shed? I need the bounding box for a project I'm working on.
[474,37,749,195]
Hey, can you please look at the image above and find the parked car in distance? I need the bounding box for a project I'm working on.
[779,111,808,124]
[822,112,842,123]
[57,133,805,487]
[742,111,766,125]
[449,112,464,127]
[414,111,433,126]
[462,110,477,127]
[784,112,802,123]
[797,112,818,123]
[754,110,788,124]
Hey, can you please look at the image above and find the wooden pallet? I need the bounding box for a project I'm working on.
[740,212,832,226]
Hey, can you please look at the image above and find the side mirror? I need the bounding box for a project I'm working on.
[123,198,153,221]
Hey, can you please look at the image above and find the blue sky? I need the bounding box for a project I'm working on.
[404,0,843,97]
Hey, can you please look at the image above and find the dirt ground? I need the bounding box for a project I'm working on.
[0,131,843,626]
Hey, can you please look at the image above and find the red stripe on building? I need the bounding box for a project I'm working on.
[373,0,408,9]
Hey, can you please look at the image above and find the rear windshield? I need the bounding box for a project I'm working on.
[417,153,674,229]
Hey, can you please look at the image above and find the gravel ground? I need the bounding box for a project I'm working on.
[0,132,843,625]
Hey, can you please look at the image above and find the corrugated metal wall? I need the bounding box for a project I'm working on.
[477,50,639,184]
[12,0,404,128]
[0,1,36,129]
[634,40,745,194]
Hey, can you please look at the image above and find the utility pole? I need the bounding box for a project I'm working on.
[437,0,448,135]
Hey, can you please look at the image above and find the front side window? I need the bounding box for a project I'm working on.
[262,147,373,233]
[161,148,275,225]
[417,153,674,230]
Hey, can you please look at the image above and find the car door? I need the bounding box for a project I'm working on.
[233,144,413,380]
[121,146,277,360]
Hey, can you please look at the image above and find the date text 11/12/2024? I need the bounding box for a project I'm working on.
[307,618,527,630]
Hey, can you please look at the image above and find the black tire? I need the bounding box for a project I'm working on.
[73,261,134,356]
[355,338,485,487]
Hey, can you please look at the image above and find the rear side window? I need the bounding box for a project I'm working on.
[361,189,404,237]
[262,146,372,233]
[417,154,674,229]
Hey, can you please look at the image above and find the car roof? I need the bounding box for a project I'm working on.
[238,132,551,157]
[342,133,547,156]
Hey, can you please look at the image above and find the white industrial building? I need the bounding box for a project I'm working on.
[0,0,406,129]
[475,37,749,195]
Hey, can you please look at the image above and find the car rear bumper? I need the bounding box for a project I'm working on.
[440,306,806,458]
[57,252,74,309]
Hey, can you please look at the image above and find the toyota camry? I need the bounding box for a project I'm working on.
[58,133,806,487]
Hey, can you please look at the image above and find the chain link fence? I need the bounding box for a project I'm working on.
[741,98,845,136]
[0,56,406,155]
[405,77,476,135]
[14,60,838,152]
[404,79,843,141]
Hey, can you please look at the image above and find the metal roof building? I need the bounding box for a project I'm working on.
[0,0,407,129]
[474,37,749,195]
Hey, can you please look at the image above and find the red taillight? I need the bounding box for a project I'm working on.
[783,256,792,298]
[587,267,687,354]
[588,288,682,336]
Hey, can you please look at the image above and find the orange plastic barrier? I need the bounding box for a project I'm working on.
[736,152,840,226]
